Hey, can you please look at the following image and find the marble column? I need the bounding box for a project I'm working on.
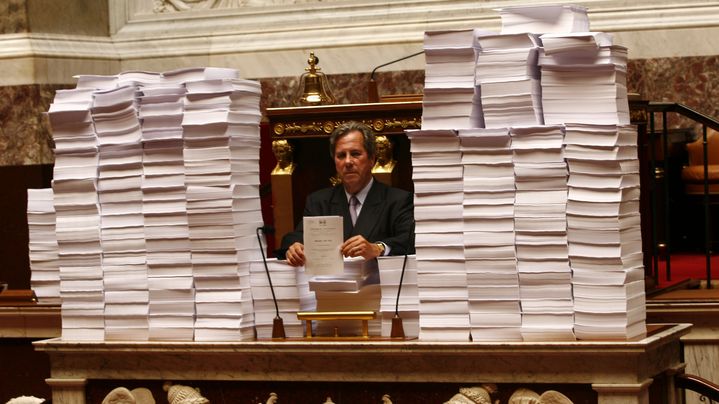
[592,380,652,404]
[46,378,87,404]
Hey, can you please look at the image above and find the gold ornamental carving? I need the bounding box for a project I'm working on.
[382,118,421,130]
[273,122,324,136]
[323,121,336,133]
[273,117,419,138]
[630,108,647,124]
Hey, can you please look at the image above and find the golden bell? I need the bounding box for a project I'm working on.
[295,52,336,106]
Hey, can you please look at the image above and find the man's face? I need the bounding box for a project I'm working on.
[334,130,375,194]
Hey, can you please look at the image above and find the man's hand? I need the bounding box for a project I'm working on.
[285,242,306,267]
[341,235,382,261]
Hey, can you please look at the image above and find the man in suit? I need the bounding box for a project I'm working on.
[280,121,414,267]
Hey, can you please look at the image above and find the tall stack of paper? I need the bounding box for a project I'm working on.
[27,188,60,303]
[182,79,244,341]
[92,84,150,341]
[186,185,246,341]
[250,259,313,338]
[564,123,646,339]
[41,68,267,342]
[377,255,419,338]
[474,33,543,128]
[458,128,522,341]
[408,129,470,341]
[48,87,104,340]
[225,81,265,341]
[509,125,574,341]
[225,80,264,264]
[499,4,589,35]
[138,83,195,341]
[423,30,482,129]
[539,32,629,125]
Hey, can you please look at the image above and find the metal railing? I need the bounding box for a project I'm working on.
[632,101,718,289]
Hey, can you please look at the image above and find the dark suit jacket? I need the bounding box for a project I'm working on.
[279,180,415,257]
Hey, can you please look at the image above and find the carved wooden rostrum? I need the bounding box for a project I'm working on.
[266,102,421,247]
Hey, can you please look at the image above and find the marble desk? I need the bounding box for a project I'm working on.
[34,323,690,404]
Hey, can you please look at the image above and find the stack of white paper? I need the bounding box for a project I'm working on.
[41,68,267,342]
[225,80,264,264]
[309,256,378,292]
[564,123,646,340]
[309,258,382,336]
[474,33,543,128]
[459,128,522,341]
[92,84,150,341]
[408,129,470,341]
[539,32,630,125]
[138,82,195,342]
[183,77,263,341]
[27,188,60,303]
[499,4,589,35]
[250,259,313,338]
[510,125,575,341]
[377,255,419,338]
[48,87,104,341]
[423,29,482,129]
[160,67,239,85]
[117,71,163,90]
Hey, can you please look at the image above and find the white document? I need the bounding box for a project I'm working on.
[303,215,344,276]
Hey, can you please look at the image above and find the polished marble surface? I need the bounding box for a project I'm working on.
[34,323,689,382]
[33,324,689,404]
[0,0,27,35]
[0,84,61,166]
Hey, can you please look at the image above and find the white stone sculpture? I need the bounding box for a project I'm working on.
[101,387,156,404]
[508,388,573,404]
[263,392,278,404]
[5,396,45,404]
[444,386,496,404]
[163,382,210,404]
[102,387,136,404]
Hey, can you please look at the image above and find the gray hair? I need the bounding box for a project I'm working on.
[328,121,376,159]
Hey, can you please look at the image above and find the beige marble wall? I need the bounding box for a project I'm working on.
[0,0,27,34]
[2,0,717,165]
[0,84,62,165]
[628,56,719,126]
[3,55,717,166]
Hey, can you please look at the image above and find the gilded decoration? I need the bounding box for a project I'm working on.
[381,118,421,131]
[272,122,324,136]
[271,139,295,175]
[372,135,396,173]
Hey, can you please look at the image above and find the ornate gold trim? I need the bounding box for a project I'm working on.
[273,117,420,138]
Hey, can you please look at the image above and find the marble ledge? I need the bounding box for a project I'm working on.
[34,323,690,354]
[31,324,689,385]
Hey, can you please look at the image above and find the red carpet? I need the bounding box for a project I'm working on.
[652,252,719,288]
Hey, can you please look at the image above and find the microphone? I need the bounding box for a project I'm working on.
[368,50,425,103]
[390,220,415,339]
[256,225,286,339]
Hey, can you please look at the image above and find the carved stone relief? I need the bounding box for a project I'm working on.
[152,0,326,12]
[97,384,575,404]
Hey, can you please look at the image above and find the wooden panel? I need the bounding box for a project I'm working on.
[0,164,53,290]
[266,102,421,247]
